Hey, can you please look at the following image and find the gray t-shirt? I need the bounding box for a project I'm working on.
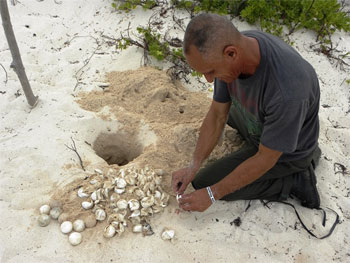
[214,30,320,162]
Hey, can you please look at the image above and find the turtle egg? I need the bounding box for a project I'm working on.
[83,214,97,228]
[69,232,82,246]
[82,201,93,210]
[104,225,116,238]
[39,204,50,215]
[58,213,69,224]
[50,207,62,220]
[38,214,51,227]
[60,221,73,234]
[73,219,85,232]
[95,209,106,221]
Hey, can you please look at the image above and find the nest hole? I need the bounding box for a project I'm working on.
[92,132,143,166]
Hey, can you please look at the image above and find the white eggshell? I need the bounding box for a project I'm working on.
[104,225,116,238]
[77,188,89,198]
[132,224,142,233]
[116,199,128,210]
[161,229,175,240]
[69,232,82,246]
[60,221,73,234]
[39,204,51,215]
[73,219,85,232]
[116,178,127,188]
[95,209,106,221]
[128,199,140,211]
[82,201,93,210]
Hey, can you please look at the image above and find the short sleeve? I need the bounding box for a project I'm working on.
[213,78,231,103]
[261,100,309,153]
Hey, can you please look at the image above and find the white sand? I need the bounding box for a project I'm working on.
[0,1,349,262]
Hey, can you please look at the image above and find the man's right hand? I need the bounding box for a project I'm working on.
[171,166,198,195]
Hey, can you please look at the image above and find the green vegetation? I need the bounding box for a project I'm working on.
[111,0,350,81]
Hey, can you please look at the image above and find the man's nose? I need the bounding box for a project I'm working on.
[204,74,214,83]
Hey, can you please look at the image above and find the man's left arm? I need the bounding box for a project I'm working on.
[179,144,282,212]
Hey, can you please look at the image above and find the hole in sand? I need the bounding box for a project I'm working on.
[92,132,143,166]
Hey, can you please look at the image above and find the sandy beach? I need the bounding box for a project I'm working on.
[0,0,349,262]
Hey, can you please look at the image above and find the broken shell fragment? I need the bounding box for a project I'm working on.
[95,209,106,221]
[141,196,154,208]
[77,188,89,198]
[38,214,51,227]
[128,199,140,211]
[132,224,142,233]
[135,189,145,199]
[129,209,140,218]
[73,219,85,232]
[154,169,164,176]
[117,199,128,210]
[142,222,154,236]
[114,187,125,194]
[60,221,73,234]
[82,201,93,210]
[91,191,97,201]
[104,225,116,238]
[50,207,62,220]
[39,204,50,215]
[141,207,153,217]
[125,175,136,186]
[94,168,103,175]
[69,232,82,246]
[161,229,175,241]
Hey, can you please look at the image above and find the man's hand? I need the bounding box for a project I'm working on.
[171,166,197,194]
[178,188,212,212]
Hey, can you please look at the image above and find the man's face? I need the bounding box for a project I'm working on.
[185,45,240,84]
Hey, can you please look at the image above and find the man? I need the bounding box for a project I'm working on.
[172,13,321,212]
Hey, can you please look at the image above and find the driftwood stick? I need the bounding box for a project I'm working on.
[0,0,38,107]
[65,137,86,171]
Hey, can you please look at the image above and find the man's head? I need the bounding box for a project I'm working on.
[183,13,243,83]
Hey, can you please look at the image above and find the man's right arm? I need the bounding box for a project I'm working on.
[172,100,231,194]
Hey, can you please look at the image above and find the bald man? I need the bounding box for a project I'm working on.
[172,13,321,212]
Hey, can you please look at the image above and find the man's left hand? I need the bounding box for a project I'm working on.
[178,188,212,212]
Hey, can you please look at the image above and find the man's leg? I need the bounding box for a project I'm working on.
[192,144,316,202]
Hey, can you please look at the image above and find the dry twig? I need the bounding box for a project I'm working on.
[65,137,85,171]
[0,63,8,83]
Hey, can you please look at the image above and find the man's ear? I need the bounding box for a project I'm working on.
[223,45,237,60]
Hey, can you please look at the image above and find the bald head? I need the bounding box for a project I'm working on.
[183,13,242,58]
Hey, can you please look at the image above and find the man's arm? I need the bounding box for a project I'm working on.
[171,100,231,194]
[191,100,231,171]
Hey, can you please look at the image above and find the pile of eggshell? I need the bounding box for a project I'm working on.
[38,166,175,245]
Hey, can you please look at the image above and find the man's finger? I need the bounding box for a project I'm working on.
[180,202,192,211]
[178,193,192,204]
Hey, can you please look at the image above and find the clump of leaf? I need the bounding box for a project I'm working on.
[117,25,198,81]
[240,0,350,47]
[112,0,159,11]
